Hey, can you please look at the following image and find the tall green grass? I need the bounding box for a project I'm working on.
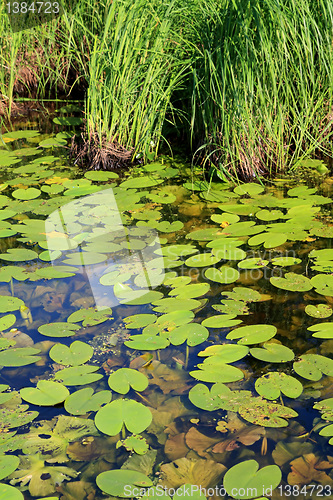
[188,0,333,179]
[1,0,332,177]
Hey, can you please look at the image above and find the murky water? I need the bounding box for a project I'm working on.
[0,109,333,499]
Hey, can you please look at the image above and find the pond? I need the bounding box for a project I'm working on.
[0,111,333,499]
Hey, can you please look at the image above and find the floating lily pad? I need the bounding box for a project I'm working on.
[205,266,240,284]
[53,116,83,126]
[238,258,269,269]
[213,246,246,260]
[189,383,231,411]
[108,368,148,394]
[63,251,107,265]
[293,354,333,381]
[55,365,103,385]
[219,204,260,216]
[271,257,302,267]
[39,137,67,147]
[169,283,210,299]
[250,343,294,362]
[0,296,24,312]
[2,130,39,140]
[234,183,264,196]
[35,266,77,279]
[255,373,303,400]
[38,322,80,337]
[226,324,277,345]
[154,221,184,233]
[308,322,333,338]
[0,347,41,367]
[124,334,170,350]
[20,381,69,406]
[202,315,241,328]
[12,147,40,156]
[198,344,249,362]
[67,307,113,327]
[311,274,333,296]
[96,469,152,497]
[155,244,197,258]
[64,388,112,415]
[0,249,38,262]
[223,460,281,499]
[123,314,156,329]
[49,341,93,366]
[95,399,152,436]
[305,304,332,318]
[0,484,24,499]
[120,176,164,189]
[12,188,41,200]
[248,232,287,248]
[152,298,201,313]
[185,228,226,241]
[168,323,209,347]
[270,272,312,292]
[185,253,221,267]
[222,287,261,302]
[255,209,284,221]
[190,362,244,383]
[0,314,16,331]
[238,399,298,427]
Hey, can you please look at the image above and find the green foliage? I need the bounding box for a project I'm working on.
[95,400,152,436]
[96,469,152,497]
[223,460,281,499]
[108,368,148,394]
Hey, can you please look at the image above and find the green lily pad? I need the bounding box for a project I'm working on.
[305,304,332,318]
[55,365,103,386]
[0,454,20,480]
[0,296,24,313]
[250,343,294,362]
[205,266,240,284]
[2,130,39,140]
[123,314,156,329]
[185,253,221,267]
[39,137,67,147]
[0,249,38,262]
[313,398,333,421]
[238,399,298,427]
[169,283,210,299]
[212,246,246,260]
[0,347,41,367]
[0,484,24,499]
[255,373,303,400]
[124,334,170,351]
[311,274,333,296]
[211,213,240,224]
[293,354,333,381]
[12,147,40,156]
[238,258,269,269]
[152,298,201,313]
[198,344,249,363]
[185,228,226,241]
[96,469,152,497]
[202,315,242,328]
[271,257,302,266]
[308,322,333,338]
[213,299,250,315]
[35,266,77,279]
[53,116,83,126]
[169,323,209,347]
[190,363,244,383]
[41,184,64,194]
[67,307,113,327]
[155,310,194,331]
[223,460,281,499]
[155,244,197,258]
[226,324,277,345]
[120,176,164,189]
[38,322,80,337]
[95,399,152,436]
[270,272,312,292]
[64,388,111,415]
[49,341,93,366]
[20,381,69,406]
[0,210,16,220]
[234,183,265,196]
[12,188,41,200]
[220,204,260,216]
[255,209,284,221]
[189,383,231,411]
[222,221,264,237]
[0,314,16,331]
[222,287,261,302]
[154,221,184,233]
[120,435,149,455]
[108,368,148,394]
[248,232,287,248]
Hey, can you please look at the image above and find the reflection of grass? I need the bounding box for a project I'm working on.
[1,0,333,178]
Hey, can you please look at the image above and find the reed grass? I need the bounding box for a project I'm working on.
[1,0,332,177]
[188,0,333,179]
